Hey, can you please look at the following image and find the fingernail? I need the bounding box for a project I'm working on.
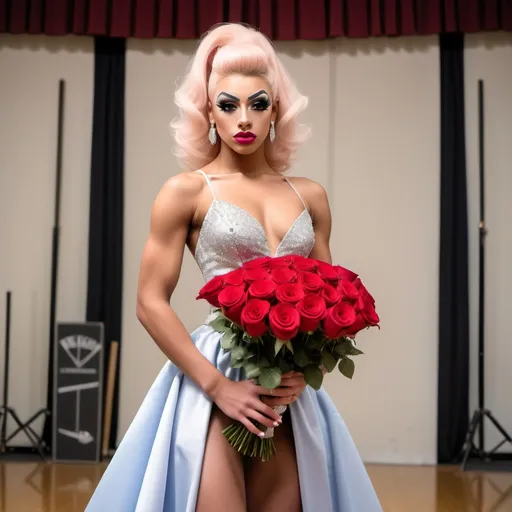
[259,432,265,438]
[273,421,279,427]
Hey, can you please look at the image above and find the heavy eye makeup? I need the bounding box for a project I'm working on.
[216,90,271,113]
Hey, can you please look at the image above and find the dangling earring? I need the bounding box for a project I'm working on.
[270,120,276,143]
[209,120,217,145]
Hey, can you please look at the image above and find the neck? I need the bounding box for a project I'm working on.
[213,142,273,177]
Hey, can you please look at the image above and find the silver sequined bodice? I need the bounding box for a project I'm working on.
[194,171,316,283]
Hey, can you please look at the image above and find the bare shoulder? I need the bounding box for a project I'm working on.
[150,171,205,234]
[285,176,329,208]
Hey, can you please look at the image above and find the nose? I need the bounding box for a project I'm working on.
[238,107,252,131]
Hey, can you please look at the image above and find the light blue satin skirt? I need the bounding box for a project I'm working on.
[85,323,382,511]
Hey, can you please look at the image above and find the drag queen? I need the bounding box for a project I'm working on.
[86,22,382,512]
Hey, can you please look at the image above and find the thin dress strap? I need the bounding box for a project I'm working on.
[196,170,216,200]
[283,177,307,210]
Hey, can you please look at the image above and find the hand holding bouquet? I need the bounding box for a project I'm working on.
[196,255,379,461]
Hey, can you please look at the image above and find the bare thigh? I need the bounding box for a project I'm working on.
[196,405,246,512]
[244,413,302,512]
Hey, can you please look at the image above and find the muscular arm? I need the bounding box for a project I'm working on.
[305,180,332,264]
[136,173,225,397]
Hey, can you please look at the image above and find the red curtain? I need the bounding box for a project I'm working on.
[1,0,512,39]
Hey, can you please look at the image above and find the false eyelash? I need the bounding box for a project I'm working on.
[217,102,237,112]
[252,99,271,111]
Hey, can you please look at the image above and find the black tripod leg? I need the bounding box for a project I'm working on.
[461,410,481,470]
[6,408,46,461]
[5,409,48,444]
[484,410,512,443]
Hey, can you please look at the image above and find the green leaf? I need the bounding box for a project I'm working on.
[347,346,364,356]
[256,355,270,368]
[243,362,262,379]
[220,331,237,350]
[243,332,258,344]
[231,345,247,361]
[334,338,352,356]
[231,358,245,369]
[278,358,292,374]
[209,315,228,333]
[338,357,355,379]
[259,367,282,389]
[321,350,338,373]
[293,348,310,368]
[303,364,324,390]
[275,339,285,355]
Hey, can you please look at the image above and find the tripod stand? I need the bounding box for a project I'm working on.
[460,80,512,471]
[0,291,47,460]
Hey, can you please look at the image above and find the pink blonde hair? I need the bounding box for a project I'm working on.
[171,23,309,172]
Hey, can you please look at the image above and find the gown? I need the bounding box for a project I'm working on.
[85,170,383,511]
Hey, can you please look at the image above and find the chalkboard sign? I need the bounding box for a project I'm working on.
[53,322,104,463]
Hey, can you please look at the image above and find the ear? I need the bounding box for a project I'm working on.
[271,98,279,122]
[207,99,214,123]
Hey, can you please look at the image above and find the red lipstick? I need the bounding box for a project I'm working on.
[233,131,257,145]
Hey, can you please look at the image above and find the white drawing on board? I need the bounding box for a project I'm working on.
[57,381,99,444]
[59,334,102,369]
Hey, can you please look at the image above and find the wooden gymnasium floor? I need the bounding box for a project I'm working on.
[1,460,512,511]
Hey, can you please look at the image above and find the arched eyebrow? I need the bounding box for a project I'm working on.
[217,92,240,102]
[248,89,269,100]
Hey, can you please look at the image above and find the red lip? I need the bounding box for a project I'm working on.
[233,131,257,145]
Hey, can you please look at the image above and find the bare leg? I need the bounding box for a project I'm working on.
[244,412,302,512]
[196,405,247,512]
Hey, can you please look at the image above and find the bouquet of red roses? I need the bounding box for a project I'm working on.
[196,254,379,461]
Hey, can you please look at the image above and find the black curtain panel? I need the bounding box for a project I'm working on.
[437,33,470,464]
[86,36,125,450]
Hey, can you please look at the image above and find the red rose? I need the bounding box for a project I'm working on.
[276,283,305,304]
[346,313,368,336]
[223,267,246,287]
[338,279,360,302]
[336,266,358,282]
[269,303,301,340]
[323,302,357,339]
[270,268,297,284]
[243,256,272,270]
[243,267,270,282]
[299,271,324,293]
[241,299,270,337]
[248,279,276,300]
[362,301,380,326]
[196,275,224,307]
[296,294,327,332]
[317,261,338,282]
[218,285,247,325]
[293,256,318,272]
[269,256,294,270]
[322,283,341,306]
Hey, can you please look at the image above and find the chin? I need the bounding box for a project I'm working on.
[226,141,264,156]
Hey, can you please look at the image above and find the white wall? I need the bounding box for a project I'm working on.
[121,35,440,464]
[0,35,94,444]
[465,32,512,451]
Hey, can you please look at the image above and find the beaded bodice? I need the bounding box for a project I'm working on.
[194,170,316,283]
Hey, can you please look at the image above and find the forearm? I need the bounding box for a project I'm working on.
[137,298,227,398]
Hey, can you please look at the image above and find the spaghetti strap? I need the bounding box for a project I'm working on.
[196,170,216,200]
[284,177,307,210]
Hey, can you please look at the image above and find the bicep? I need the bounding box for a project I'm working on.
[137,178,196,304]
[307,182,332,264]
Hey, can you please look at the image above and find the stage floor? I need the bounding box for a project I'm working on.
[0,460,511,511]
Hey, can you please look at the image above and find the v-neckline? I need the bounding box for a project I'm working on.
[216,199,309,257]
[196,199,311,259]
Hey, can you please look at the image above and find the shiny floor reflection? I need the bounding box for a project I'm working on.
[0,461,511,511]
